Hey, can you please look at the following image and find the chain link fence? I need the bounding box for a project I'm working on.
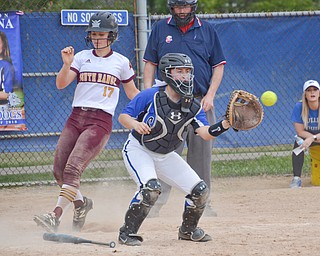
[0,0,136,187]
[0,0,319,187]
[176,12,319,178]
[1,0,135,13]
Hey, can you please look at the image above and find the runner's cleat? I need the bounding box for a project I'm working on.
[33,212,60,233]
[72,196,93,232]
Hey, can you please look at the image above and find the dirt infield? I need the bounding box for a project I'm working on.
[1,175,320,256]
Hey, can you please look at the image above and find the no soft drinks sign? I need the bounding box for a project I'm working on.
[61,10,128,26]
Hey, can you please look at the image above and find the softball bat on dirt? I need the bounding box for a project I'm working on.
[43,233,116,248]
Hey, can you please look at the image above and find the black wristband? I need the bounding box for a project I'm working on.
[208,120,229,137]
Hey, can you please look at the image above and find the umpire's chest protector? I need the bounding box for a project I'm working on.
[140,90,201,154]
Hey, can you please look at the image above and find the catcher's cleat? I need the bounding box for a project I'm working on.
[118,232,143,246]
[290,176,302,188]
[178,227,212,242]
[72,196,93,232]
[33,212,60,233]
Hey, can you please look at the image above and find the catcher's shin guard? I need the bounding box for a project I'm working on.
[120,179,161,237]
[120,202,150,236]
[180,181,209,233]
[119,203,147,246]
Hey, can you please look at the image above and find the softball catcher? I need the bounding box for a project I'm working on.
[118,53,231,246]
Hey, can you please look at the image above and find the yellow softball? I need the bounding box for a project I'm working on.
[261,91,277,106]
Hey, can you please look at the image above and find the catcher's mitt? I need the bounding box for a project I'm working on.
[226,90,264,131]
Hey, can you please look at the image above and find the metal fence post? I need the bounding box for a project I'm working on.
[135,0,148,90]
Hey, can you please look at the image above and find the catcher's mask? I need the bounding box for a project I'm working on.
[168,0,198,27]
[159,53,194,112]
[85,11,118,49]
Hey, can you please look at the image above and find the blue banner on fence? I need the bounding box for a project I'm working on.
[61,10,129,26]
[0,11,26,131]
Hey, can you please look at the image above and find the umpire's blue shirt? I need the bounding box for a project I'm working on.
[143,16,226,97]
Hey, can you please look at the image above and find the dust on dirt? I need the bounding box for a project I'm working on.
[1,175,319,256]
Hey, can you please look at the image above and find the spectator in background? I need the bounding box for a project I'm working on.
[290,80,320,188]
[143,0,226,217]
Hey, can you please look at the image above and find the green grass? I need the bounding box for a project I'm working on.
[212,154,311,177]
[0,172,54,183]
[0,149,123,168]
[0,151,55,168]
[0,145,312,185]
[211,144,293,154]
[0,166,129,183]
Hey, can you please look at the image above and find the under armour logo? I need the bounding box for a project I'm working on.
[170,111,181,120]
[210,126,221,134]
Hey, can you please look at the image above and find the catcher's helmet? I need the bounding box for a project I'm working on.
[85,11,118,48]
[159,53,194,112]
[168,0,198,27]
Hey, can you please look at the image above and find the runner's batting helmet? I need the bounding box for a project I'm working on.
[85,11,118,48]
[168,0,198,27]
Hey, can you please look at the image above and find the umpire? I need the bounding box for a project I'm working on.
[143,0,226,217]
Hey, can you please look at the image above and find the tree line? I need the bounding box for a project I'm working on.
[1,0,319,14]
[149,0,319,14]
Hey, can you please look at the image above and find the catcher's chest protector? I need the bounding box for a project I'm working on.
[141,90,200,154]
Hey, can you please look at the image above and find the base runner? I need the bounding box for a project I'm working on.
[33,11,139,233]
